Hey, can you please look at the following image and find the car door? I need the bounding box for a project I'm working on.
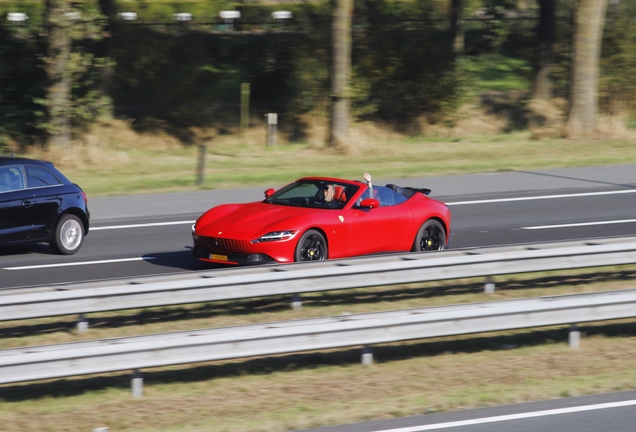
[347,187,411,256]
[0,165,35,244]
[24,164,65,240]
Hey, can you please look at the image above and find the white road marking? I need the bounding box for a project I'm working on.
[522,219,636,230]
[91,220,195,231]
[3,257,156,271]
[447,189,636,206]
[372,399,636,431]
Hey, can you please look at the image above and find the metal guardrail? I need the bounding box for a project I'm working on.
[3,237,636,323]
[1,288,635,387]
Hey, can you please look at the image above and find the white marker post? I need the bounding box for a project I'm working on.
[266,113,277,147]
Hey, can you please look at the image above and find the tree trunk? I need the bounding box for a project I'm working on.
[45,0,72,148]
[98,0,116,17]
[532,0,555,100]
[98,0,115,96]
[566,0,609,134]
[450,0,464,54]
[328,0,352,150]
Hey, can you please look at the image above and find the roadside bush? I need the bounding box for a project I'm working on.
[0,26,46,149]
[600,1,636,120]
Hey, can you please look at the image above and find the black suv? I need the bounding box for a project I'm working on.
[0,156,90,254]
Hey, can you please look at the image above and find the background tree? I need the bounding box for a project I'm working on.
[599,0,636,116]
[450,0,464,53]
[42,0,112,148]
[566,0,609,134]
[328,0,353,150]
[0,21,45,152]
[45,0,73,148]
[532,0,555,100]
[98,0,115,17]
[97,0,116,95]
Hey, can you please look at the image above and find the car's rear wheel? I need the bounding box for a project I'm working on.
[412,219,446,252]
[295,229,328,262]
[50,214,84,255]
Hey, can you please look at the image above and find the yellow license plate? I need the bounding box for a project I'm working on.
[210,254,228,261]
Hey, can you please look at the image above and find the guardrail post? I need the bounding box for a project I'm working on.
[132,369,143,397]
[484,277,495,294]
[77,314,88,333]
[291,293,302,310]
[361,345,373,365]
[569,324,580,348]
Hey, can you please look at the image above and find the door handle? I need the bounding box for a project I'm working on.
[22,201,32,208]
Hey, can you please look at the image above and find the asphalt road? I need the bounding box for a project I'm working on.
[0,164,635,288]
[293,390,636,432]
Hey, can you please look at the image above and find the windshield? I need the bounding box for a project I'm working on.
[265,180,360,210]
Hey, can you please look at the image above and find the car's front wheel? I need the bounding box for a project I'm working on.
[412,219,446,252]
[295,229,328,262]
[50,214,84,255]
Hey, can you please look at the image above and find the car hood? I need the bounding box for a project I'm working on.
[196,202,320,239]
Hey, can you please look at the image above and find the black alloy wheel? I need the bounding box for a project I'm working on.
[413,219,446,252]
[295,229,328,262]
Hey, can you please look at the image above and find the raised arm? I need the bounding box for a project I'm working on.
[363,172,373,197]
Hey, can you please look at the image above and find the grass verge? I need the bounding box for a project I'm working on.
[18,118,636,197]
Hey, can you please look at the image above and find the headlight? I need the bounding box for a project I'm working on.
[254,230,297,243]
[191,223,196,232]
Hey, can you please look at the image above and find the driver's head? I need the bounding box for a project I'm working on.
[323,184,335,202]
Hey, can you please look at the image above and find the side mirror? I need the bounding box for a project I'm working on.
[264,188,276,198]
[359,198,380,209]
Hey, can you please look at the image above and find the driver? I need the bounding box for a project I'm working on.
[323,185,336,202]
[322,184,336,202]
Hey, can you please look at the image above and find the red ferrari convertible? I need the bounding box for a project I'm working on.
[192,177,451,265]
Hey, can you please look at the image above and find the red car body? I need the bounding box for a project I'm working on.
[192,177,451,265]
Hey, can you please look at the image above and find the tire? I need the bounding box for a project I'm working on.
[294,229,328,262]
[50,214,84,255]
[412,219,446,252]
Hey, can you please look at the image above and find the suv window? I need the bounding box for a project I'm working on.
[0,165,25,192]
[26,165,62,188]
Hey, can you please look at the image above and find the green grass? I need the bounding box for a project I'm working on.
[27,123,636,197]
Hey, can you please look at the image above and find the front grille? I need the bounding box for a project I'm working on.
[195,236,251,254]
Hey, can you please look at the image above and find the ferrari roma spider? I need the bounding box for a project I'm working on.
[192,177,451,265]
